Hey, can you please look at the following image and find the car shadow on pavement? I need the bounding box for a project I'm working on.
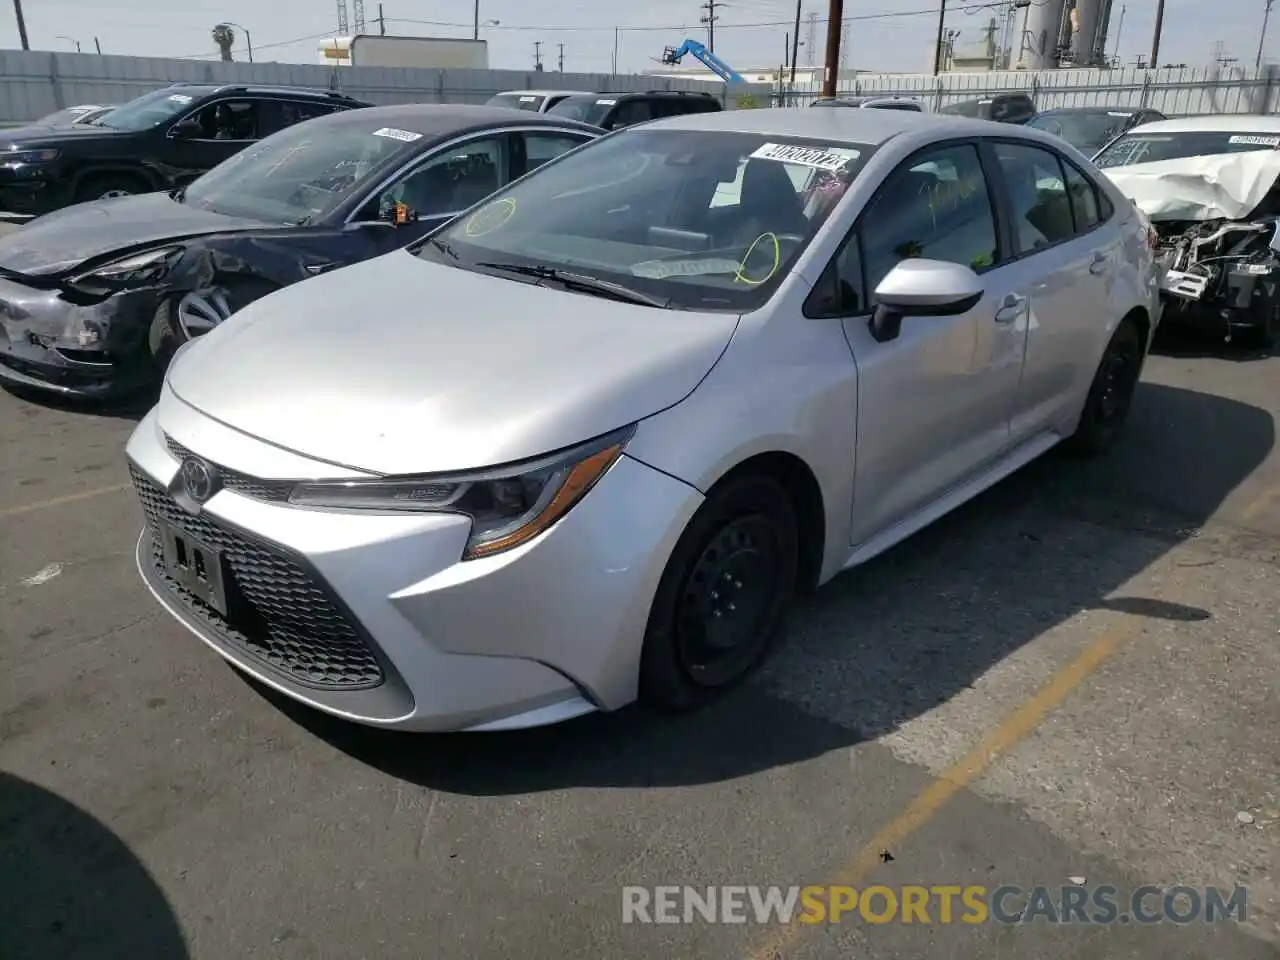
[247,381,1274,794]
[0,772,188,960]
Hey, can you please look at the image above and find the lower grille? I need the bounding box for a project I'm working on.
[131,465,384,690]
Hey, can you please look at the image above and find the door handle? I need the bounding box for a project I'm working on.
[994,294,1026,324]
[1089,252,1109,275]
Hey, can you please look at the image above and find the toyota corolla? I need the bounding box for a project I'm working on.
[126,108,1160,732]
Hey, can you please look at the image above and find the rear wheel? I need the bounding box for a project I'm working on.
[1065,318,1143,457]
[148,277,279,368]
[74,173,151,203]
[639,473,799,711]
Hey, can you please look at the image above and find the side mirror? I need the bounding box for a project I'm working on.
[869,258,984,342]
[169,118,202,140]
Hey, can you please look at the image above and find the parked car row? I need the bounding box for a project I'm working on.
[3,83,1272,735]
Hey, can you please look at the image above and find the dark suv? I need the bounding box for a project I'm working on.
[0,83,373,216]
[939,93,1037,124]
[546,89,721,130]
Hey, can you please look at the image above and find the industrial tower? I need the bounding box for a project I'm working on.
[352,0,366,32]
[335,0,348,35]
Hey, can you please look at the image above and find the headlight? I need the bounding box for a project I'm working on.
[288,426,634,560]
[70,246,183,292]
[1,148,59,165]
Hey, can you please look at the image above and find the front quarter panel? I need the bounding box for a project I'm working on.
[624,273,860,585]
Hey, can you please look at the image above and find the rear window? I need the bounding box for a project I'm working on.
[485,92,546,112]
[1094,130,1280,168]
[547,96,614,126]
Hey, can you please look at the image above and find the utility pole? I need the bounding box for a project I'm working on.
[701,0,722,53]
[534,40,543,71]
[1111,4,1125,65]
[376,2,386,35]
[790,0,802,84]
[1149,0,1165,67]
[933,0,947,74]
[821,0,843,97]
[1258,0,1275,69]
[11,0,28,50]
[473,0,480,41]
[612,27,620,75]
[557,42,564,71]
[93,36,101,54]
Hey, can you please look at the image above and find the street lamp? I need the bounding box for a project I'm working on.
[55,34,80,52]
[218,21,253,62]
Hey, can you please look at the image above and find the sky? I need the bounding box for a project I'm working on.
[0,0,1274,76]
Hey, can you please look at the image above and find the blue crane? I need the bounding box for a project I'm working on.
[660,39,746,84]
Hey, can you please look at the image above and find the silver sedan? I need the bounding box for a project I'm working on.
[125,107,1161,732]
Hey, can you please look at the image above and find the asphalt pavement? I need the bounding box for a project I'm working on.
[1,276,1278,957]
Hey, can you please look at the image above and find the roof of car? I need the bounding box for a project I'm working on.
[555,89,716,102]
[305,102,602,137]
[1118,114,1280,134]
[1036,105,1144,115]
[492,89,581,97]
[649,106,985,144]
[163,82,369,103]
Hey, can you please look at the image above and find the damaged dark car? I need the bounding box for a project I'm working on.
[1095,117,1280,349]
[0,104,602,399]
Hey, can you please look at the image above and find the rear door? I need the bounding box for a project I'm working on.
[987,139,1120,439]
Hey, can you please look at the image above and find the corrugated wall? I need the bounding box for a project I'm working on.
[0,49,773,125]
[785,65,1280,116]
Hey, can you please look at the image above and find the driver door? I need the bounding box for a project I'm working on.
[161,98,267,182]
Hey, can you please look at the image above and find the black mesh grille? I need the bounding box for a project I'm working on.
[165,435,293,503]
[132,465,384,690]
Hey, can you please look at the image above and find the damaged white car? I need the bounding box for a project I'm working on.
[1094,116,1280,348]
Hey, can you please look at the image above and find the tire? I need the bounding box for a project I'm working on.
[639,473,799,711]
[74,173,151,203]
[148,276,279,369]
[1064,318,1144,458]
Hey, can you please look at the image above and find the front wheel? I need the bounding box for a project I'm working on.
[148,277,279,368]
[1064,318,1144,457]
[639,473,799,711]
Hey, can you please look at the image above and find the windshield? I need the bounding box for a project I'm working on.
[547,96,612,125]
[183,119,420,224]
[1094,129,1280,168]
[418,128,874,312]
[486,93,546,112]
[97,88,208,131]
[1028,110,1134,151]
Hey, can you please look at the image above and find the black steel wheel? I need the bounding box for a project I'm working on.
[639,473,799,710]
[1065,318,1143,457]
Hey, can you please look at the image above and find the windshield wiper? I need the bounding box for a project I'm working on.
[169,185,187,204]
[474,262,669,308]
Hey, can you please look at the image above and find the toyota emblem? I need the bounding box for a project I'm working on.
[180,456,218,503]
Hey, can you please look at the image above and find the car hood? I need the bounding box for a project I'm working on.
[0,122,122,146]
[0,192,273,277]
[167,251,741,475]
[1103,150,1280,221]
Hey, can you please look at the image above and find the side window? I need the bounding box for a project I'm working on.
[275,100,338,132]
[1061,159,1101,232]
[378,135,507,218]
[521,133,590,176]
[611,100,653,128]
[187,98,263,141]
[858,143,1000,297]
[805,232,866,318]
[992,142,1076,253]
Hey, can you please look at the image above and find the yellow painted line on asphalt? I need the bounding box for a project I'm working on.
[0,482,131,519]
[1240,481,1280,524]
[744,612,1145,960]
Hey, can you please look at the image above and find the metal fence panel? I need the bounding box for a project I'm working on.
[0,49,773,125]
[779,64,1280,116]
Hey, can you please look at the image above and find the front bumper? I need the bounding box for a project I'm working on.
[0,164,67,217]
[125,395,703,732]
[0,274,159,397]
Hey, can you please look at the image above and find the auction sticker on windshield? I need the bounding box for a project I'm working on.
[597,99,617,106]
[1228,135,1280,147]
[749,143,859,171]
[372,127,423,143]
[168,94,193,103]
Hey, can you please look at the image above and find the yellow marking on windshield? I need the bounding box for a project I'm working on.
[733,232,781,285]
